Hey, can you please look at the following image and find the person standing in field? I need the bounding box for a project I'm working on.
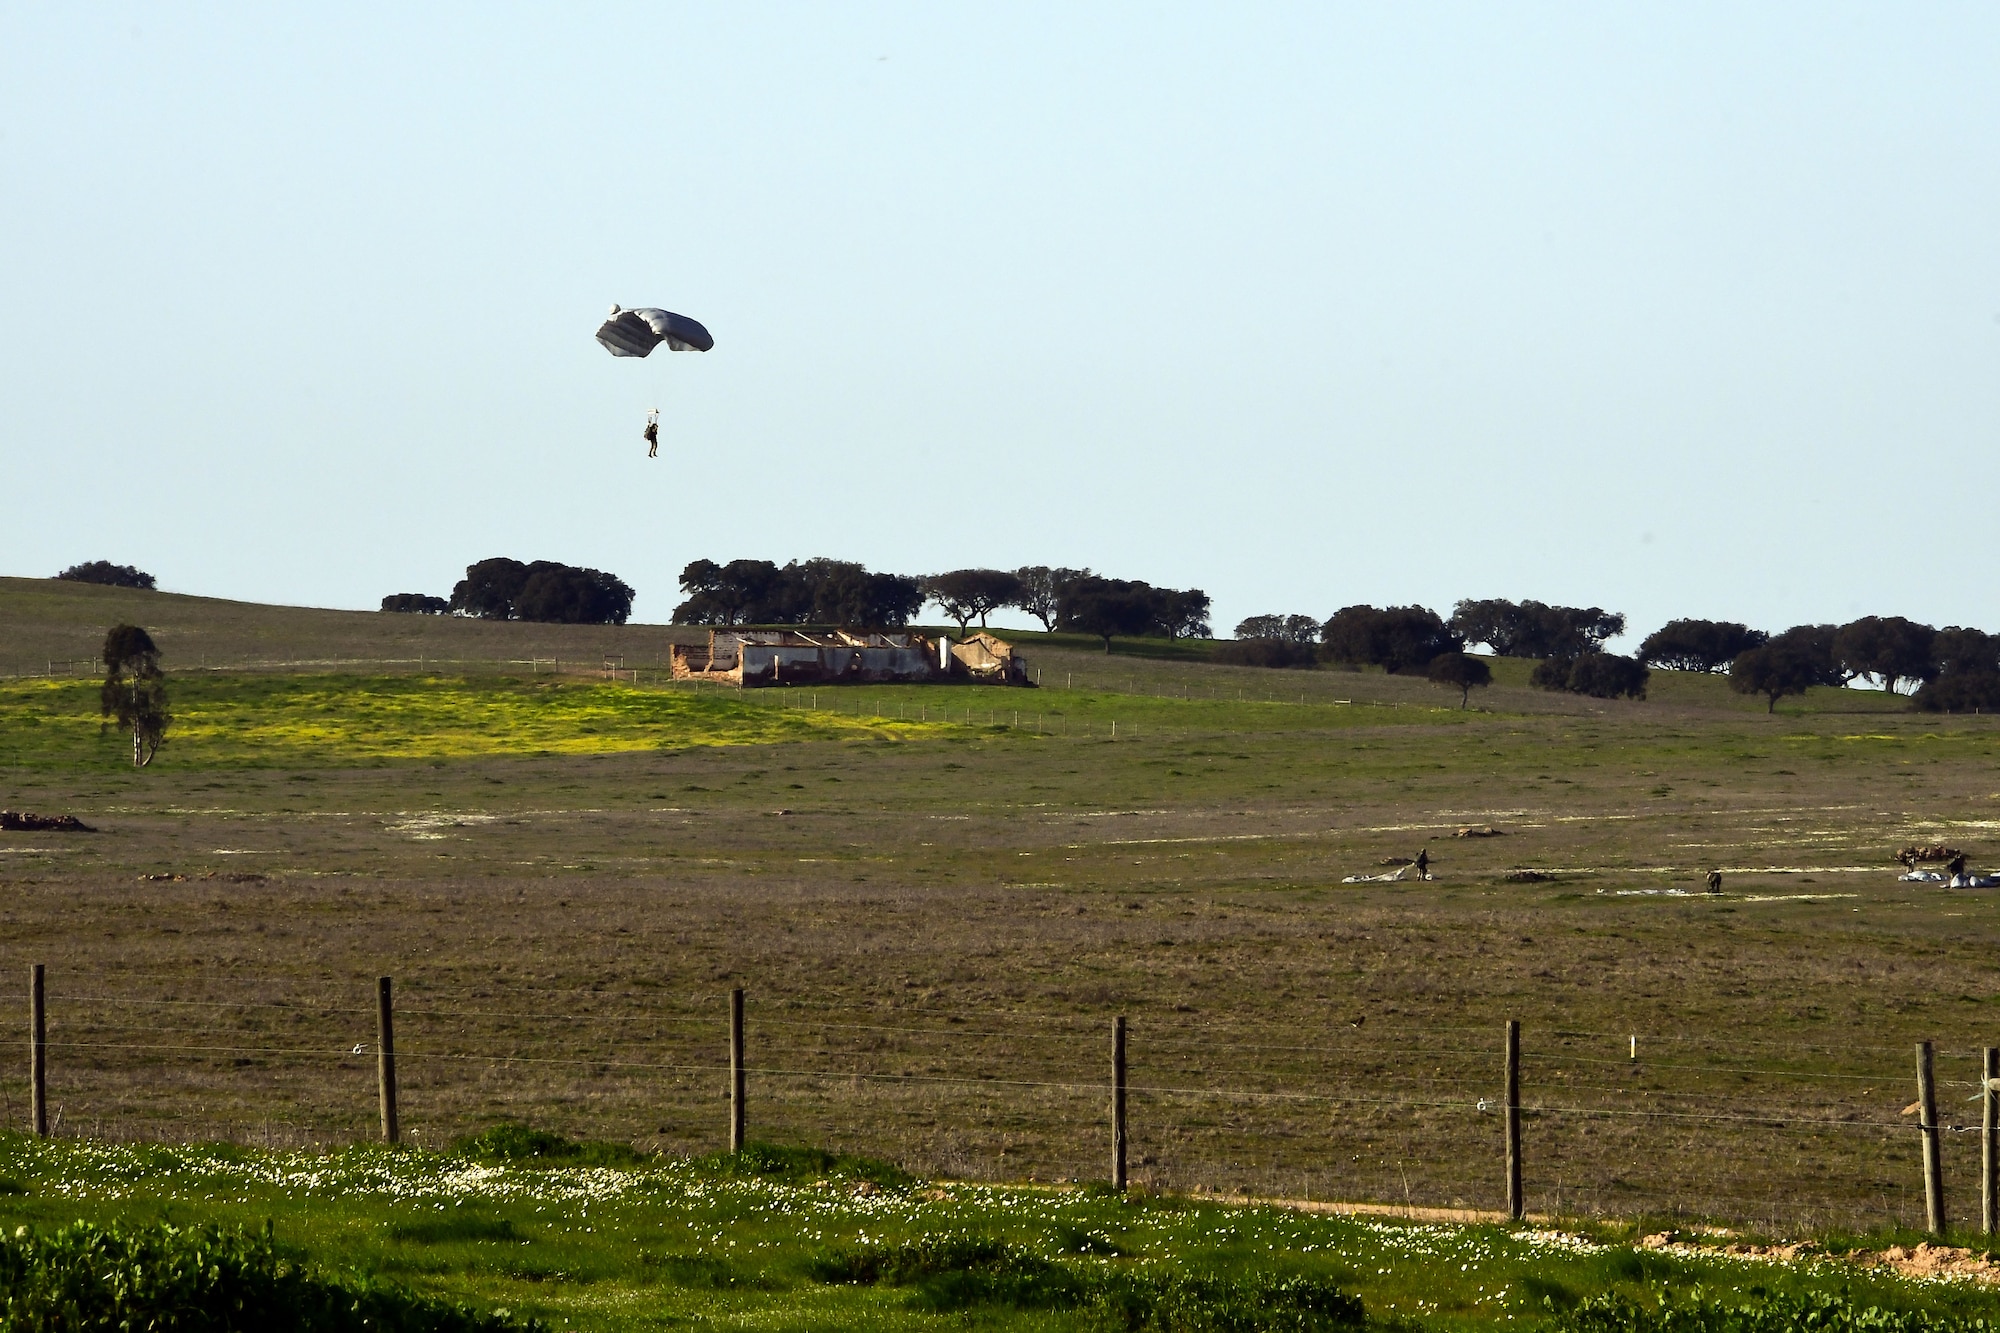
[1415,848,1429,881]
[1705,869,1722,894]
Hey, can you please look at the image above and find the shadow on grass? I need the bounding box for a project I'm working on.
[808,1230,1372,1327]
[448,1124,648,1169]
[689,1140,915,1190]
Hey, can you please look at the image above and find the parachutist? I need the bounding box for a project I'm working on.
[598,305,711,458]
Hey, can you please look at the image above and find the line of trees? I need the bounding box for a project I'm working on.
[671,559,927,629]
[382,560,640,624]
[1221,599,2000,714]
[1056,577,1210,651]
[380,558,1208,647]
[454,559,635,625]
[1220,601,1651,700]
[665,562,1211,650]
[1451,600,1624,659]
[363,556,2000,713]
[918,568,1211,649]
[90,545,2000,714]
[380,559,636,624]
[1717,618,2000,713]
[1636,615,1999,712]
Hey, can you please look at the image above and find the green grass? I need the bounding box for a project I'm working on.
[0,673,1451,770]
[1554,1289,2000,1333]
[0,1216,531,1330]
[11,578,2000,1251]
[0,675,952,768]
[0,1133,1995,1332]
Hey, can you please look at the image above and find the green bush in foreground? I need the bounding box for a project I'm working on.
[690,1139,915,1189]
[1557,1289,2000,1333]
[810,1232,1369,1330]
[447,1122,647,1168]
[0,1220,537,1332]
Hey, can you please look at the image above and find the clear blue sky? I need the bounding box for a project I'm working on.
[4,5,1996,641]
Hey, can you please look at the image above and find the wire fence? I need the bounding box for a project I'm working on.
[9,965,1992,1234]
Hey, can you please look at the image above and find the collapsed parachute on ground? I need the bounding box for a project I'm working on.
[595,305,714,357]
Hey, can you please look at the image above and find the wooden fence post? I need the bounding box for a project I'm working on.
[729,988,746,1153]
[376,976,398,1145]
[1918,1040,1944,1234]
[1505,1019,1523,1221]
[30,964,46,1138]
[1112,1016,1128,1191]
[1983,1046,1997,1236]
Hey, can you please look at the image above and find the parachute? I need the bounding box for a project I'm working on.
[596,305,714,357]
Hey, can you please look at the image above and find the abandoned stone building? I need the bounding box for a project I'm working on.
[669,629,1031,687]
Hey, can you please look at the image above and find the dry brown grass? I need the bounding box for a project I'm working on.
[0,575,706,673]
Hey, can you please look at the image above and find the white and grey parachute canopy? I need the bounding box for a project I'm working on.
[595,304,714,357]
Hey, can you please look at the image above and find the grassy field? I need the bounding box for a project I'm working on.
[2,577,2000,1249]
[2,1131,1997,1332]
[0,674,966,765]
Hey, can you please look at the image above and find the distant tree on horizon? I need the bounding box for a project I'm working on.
[924,569,1025,632]
[1637,619,1767,673]
[1913,671,2000,714]
[673,559,794,625]
[1531,653,1648,700]
[1834,615,1937,695]
[1909,627,2000,713]
[1450,599,1624,658]
[1930,626,2000,677]
[451,558,531,620]
[1154,588,1212,641]
[1057,577,1160,652]
[1565,652,1649,700]
[380,593,449,615]
[1729,626,1845,712]
[514,566,635,625]
[449,558,632,624]
[58,561,155,590]
[1426,651,1492,707]
[1213,639,1317,668]
[1234,614,1320,644]
[1012,567,1090,632]
[671,558,921,629]
[800,559,925,628]
[1320,605,1459,674]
